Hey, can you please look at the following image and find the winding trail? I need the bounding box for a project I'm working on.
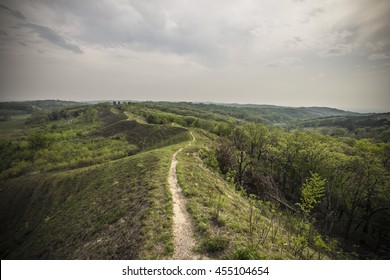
[168,131,204,260]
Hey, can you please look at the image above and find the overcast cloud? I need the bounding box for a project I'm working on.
[0,0,389,112]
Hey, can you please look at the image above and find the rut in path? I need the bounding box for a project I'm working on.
[168,132,204,260]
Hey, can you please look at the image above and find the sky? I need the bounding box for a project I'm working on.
[0,0,389,112]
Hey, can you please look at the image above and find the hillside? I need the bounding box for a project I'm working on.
[0,148,176,259]
[0,100,84,120]
[293,113,390,142]
[94,120,190,152]
[0,101,389,260]
[138,101,357,125]
[0,103,191,259]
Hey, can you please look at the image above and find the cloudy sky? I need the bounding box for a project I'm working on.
[0,0,389,112]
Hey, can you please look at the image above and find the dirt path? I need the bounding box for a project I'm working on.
[168,131,204,259]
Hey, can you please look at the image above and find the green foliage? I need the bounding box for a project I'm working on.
[199,148,220,171]
[27,133,52,150]
[225,169,237,186]
[296,113,390,142]
[292,235,308,256]
[296,172,326,218]
[81,107,98,123]
[228,247,265,260]
[314,235,331,256]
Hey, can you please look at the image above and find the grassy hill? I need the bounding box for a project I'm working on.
[0,100,388,259]
[0,103,193,259]
[0,100,84,120]
[138,102,357,125]
[94,120,190,152]
[176,130,342,259]
[0,147,177,259]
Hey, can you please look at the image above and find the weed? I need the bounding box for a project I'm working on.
[200,236,229,254]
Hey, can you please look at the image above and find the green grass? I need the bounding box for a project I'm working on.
[0,144,182,259]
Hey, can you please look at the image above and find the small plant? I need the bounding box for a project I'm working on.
[228,247,265,260]
[212,194,226,227]
[247,195,271,252]
[314,235,331,259]
[292,235,308,258]
[195,221,209,233]
[200,236,229,254]
[225,168,237,186]
[270,212,281,244]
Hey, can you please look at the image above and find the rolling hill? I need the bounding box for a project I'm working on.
[0,101,388,260]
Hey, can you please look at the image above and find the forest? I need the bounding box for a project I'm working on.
[0,100,389,259]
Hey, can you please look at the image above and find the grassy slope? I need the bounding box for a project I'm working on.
[95,120,190,152]
[176,129,336,259]
[0,105,192,259]
[0,145,186,259]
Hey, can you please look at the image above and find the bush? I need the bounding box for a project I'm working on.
[199,148,219,171]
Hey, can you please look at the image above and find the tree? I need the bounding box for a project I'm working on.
[232,127,251,186]
[244,123,270,161]
[81,107,98,123]
[27,133,51,150]
[296,172,326,220]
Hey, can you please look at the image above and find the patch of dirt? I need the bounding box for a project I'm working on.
[168,132,206,259]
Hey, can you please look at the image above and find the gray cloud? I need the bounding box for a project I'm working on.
[0,30,8,38]
[318,44,353,57]
[0,0,389,112]
[0,3,25,19]
[23,23,82,54]
[267,57,300,67]
[300,6,325,23]
[308,7,324,17]
[368,53,390,61]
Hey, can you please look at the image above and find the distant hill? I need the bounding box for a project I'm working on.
[294,113,390,142]
[212,103,357,122]
[0,100,84,120]
[140,102,357,125]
